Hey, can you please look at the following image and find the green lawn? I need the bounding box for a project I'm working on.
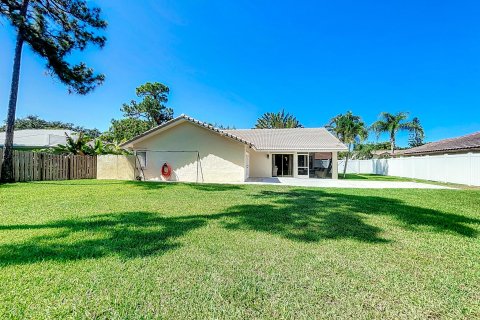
[342,173,480,189]
[341,173,418,181]
[1,180,479,319]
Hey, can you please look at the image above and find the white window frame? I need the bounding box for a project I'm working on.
[297,153,309,178]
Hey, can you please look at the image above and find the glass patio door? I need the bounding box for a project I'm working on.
[297,153,309,177]
[273,154,293,177]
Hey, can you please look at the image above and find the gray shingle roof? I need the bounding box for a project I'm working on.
[224,128,347,151]
[404,131,480,155]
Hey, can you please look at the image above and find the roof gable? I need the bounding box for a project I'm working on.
[121,114,347,151]
[120,115,253,148]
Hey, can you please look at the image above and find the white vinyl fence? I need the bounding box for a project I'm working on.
[338,153,480,186]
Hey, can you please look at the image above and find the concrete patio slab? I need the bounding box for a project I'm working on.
[243,177,453,189]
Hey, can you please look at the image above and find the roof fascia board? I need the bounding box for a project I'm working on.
[258,148,348,153]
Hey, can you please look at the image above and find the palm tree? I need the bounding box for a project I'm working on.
[371,112,422,153]
[255,109,303,128]
[47,133,129,155]
[408,117,425,148]
[327,111,368,177]
[50,132,92,155]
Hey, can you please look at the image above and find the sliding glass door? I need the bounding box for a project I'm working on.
[272,154,293,177]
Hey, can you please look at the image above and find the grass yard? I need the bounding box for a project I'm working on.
[1,180,479,319]
[342,173,480,189]
[341,173,418,181]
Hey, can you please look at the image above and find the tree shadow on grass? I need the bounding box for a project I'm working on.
[221,190,388,243]
[185,183,243,191]
[0,212,205,266]
[0,188,478,266]
[6,181,141,187]
[122,181,243,191]
[122,180,168,190]
[238,189,480,239]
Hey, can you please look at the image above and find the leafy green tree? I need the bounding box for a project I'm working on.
[102,118,152,143]
[1,0,106,182]
[48,132,92,155]
[371,112,422,153]
[255,109,303,128]
[327,111,368,177]
[87,138,129,155]
[104,82,174,142]
[407,117,425,148]
[102,140,131,155]
[0,115,48,130]
[352,144,375,160]
[0,115,101,137]
[121,82,173,125]
[352,142,393,159]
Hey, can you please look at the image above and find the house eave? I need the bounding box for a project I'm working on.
[254,148,348,153]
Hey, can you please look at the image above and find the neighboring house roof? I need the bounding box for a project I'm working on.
[404,131,480,155]
[224,128,347,151]
[371,150,391,156]
[371,149,406,158]
[0,129,75,148]
[121,114,348,151]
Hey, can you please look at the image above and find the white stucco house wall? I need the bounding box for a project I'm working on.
[120,114,347,183]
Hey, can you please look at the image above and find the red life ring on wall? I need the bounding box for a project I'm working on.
[161,162,172,179]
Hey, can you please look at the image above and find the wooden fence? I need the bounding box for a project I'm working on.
[0,150,96,182]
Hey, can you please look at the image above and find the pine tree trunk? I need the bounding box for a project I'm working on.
[1,0,29,182]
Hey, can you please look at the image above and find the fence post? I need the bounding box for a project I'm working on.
[67,156,71,180]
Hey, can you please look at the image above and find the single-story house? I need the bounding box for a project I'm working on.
[403,131,480,156]
[120,114,347,183]
[0,129,75,150]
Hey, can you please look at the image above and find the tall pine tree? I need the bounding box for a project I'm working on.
[120,82,174,126]
[0,0,106,182]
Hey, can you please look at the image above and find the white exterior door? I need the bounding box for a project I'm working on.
[297,153,309,178]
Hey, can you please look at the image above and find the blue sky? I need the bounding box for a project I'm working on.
[1,0,479,146]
